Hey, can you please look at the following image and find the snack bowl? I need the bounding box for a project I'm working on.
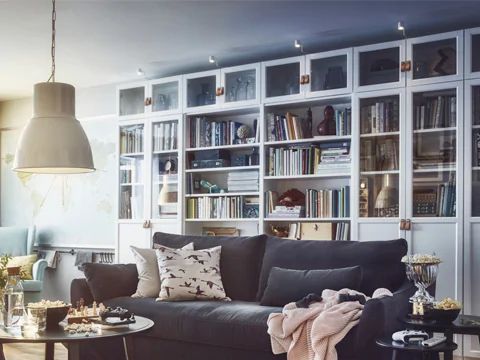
[28,300,71,330]
[425,308,460,324]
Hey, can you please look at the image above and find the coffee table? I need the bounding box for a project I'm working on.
[0,315,154,360]
[376,336,457,360]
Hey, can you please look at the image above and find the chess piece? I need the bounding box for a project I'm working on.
[317,105,336,136]
[92,301,97,316]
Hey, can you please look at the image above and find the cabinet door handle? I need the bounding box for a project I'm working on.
[300,75,310,85]
[144,97,152,106]
[142,220,149,229]
[405,219,412,231]
[401,61,411,72]
[216,87,224,96]
[399,219,406,230]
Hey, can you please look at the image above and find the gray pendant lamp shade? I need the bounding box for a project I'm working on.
[13,82,95,174]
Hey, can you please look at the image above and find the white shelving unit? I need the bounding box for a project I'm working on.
[115,28,480,357]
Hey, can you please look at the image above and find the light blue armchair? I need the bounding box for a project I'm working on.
[0,226,48,303]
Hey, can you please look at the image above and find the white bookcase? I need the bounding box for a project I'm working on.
[115,27,480,358]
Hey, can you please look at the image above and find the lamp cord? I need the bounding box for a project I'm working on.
[46,0,56,82]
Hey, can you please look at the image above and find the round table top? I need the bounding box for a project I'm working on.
[376,336,458,353]
[0,316,154,344]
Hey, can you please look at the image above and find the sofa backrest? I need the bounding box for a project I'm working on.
[257,237,408,300]
[153,232,267,301]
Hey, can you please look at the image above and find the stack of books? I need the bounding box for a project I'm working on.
[227,171,259,192]
[360,99,399,134]
[305,186,350,218]
[266,112,311,141]
[268,206,305,219]
[186,195,259,219]
[119,190,141,219]
[281,222,349,241]
[190,117,259,148]
[414,95,456,129]
[265,190,278,215]
[317,142,351,174]
[120,126,144,153]
[153,122,177,151]
[268,145,320,176]
[333,108,352,136]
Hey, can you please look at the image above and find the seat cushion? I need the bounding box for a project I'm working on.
[153,232,267,301]
[105,297,280,352]
[258,237,408,299]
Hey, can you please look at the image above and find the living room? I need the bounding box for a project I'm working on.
[0,0,479,359]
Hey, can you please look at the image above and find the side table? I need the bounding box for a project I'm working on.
[376,336,457,360]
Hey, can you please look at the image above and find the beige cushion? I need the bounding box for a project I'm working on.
[156,245,229,302]
[130,243,193,298]
[7,254,37,280]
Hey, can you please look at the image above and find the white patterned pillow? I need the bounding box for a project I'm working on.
[155,246,230,301]
[130,243,194,298]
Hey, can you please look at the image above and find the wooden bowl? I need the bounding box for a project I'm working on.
[46,305,71,329]
[426,308,461,324]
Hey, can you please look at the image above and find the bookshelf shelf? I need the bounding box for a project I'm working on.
[153,149,178,155]
[264,217,351,222]
[186,143,260,152]
[186,192,259,198]
[120,183,144,187]
[472,166,480,171]
[186,165,260,173]
[413,167,456,173]
[472,124,480,129]
[264,135,351,146]
[120,152,144,157]
[360,170,399,175]
[360,131,400,138]
[185,218,259,222]
[413,126,456,134]
[264,173,350,180]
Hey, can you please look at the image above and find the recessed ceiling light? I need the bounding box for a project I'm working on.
[137,68,145,76]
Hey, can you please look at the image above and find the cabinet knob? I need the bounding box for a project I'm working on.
[216,87,224,96]
[405,219,412,231]
[143,220,150,229]
[399,219,406,230]
[300,75,310,85]
[401,61,411,72]
[144,97,152,106]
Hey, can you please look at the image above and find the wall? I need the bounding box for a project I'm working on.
[0,83,117,301]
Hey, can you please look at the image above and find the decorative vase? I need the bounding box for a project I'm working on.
[317,105,336,136]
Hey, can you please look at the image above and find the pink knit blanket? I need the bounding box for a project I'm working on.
[267,288,392,360]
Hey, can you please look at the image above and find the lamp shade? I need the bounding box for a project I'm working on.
[13,82,95,174]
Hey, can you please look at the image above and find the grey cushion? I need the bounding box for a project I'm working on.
[105,297,280,352]
[260,266,362,307]
[258,238,407,299]
[153,232,267,301]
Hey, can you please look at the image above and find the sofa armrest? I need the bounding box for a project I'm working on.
[32,259,48,281]
[70,278,94,306]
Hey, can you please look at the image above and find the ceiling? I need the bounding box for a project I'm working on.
[1,0,480,101]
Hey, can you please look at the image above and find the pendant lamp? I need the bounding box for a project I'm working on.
[13,0,94,174]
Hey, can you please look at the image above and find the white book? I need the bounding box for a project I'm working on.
[159,123,165,151]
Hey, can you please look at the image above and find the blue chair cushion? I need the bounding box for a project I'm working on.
[0,227,29,256]
[21,280,43,292]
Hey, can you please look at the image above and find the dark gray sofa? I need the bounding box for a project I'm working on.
[71,233,415,360]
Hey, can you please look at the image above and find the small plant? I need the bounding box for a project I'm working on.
[0,254,12,289]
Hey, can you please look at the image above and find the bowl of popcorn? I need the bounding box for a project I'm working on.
[28,300,71,330]
[427,298,462,323]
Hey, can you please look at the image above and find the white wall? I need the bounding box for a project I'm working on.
[0,83,117,301]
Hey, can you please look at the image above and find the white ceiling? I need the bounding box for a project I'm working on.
[1,0,480,101]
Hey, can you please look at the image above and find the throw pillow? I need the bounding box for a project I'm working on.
[83,263,138,302]
[131,242,194,298]
[156,246,229,301]
[260,266,362,307]
[7,254,37,280]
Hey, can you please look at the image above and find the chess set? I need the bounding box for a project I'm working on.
[67,298,136,326]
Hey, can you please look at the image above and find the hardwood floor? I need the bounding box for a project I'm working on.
[3,343,67,359]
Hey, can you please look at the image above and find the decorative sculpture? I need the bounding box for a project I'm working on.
[317,105,336,136]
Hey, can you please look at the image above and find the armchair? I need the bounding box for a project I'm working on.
[0,226,48,303]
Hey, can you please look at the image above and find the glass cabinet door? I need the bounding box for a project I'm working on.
[411,87,458,218]
[151,120,179,219]
[307,49,352,97]
[466,28,480,79]
[408,31,463,85]
[359,94,401,218]
[185,71,219,109]
[263,57,304,102]
[355,41,404,91]
[119,124,145,219]
[471,34,480,74]
[470,84,480,216]
[222,64,259,106]
[118,86,146,117]
[151,78,180,114]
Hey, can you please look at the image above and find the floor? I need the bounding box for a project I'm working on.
[3,343,67,359]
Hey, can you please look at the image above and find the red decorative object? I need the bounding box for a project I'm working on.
[278,188,305,207]
[317,105,336,136]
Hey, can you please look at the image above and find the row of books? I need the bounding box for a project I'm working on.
[413,181,456,217]
[473,87,480,126]
[305,187,350,218]
[360,138,398,172]
[189,117,259,148]
[153,122,178,152]
[119,158,143,184]
[281,222,350,241]
[360,99,399,134]
[266,111,312,142]
[186,196,259,219]
[120,126,144,154]
[267,142,350,176]
[414,95,456,130]
[119,189,142,219]
[227,171,259,192]
[331,107,352,136]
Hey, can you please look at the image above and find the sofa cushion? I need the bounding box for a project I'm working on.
[153,232,267,301]
[83,263,138,302]
[257,238,407,299]
[260,266,362,307]
[105,297,279,352]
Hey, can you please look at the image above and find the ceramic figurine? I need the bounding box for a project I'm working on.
[317,105,336,136]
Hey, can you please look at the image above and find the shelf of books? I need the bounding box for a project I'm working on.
[119,124,145,219]
[183,109,261,236]
[471,85,480,217]
[262,100,352,240]
[359,94,400,218]
[411,88,457,218]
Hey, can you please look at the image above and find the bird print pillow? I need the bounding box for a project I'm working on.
[155,245,230,302]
